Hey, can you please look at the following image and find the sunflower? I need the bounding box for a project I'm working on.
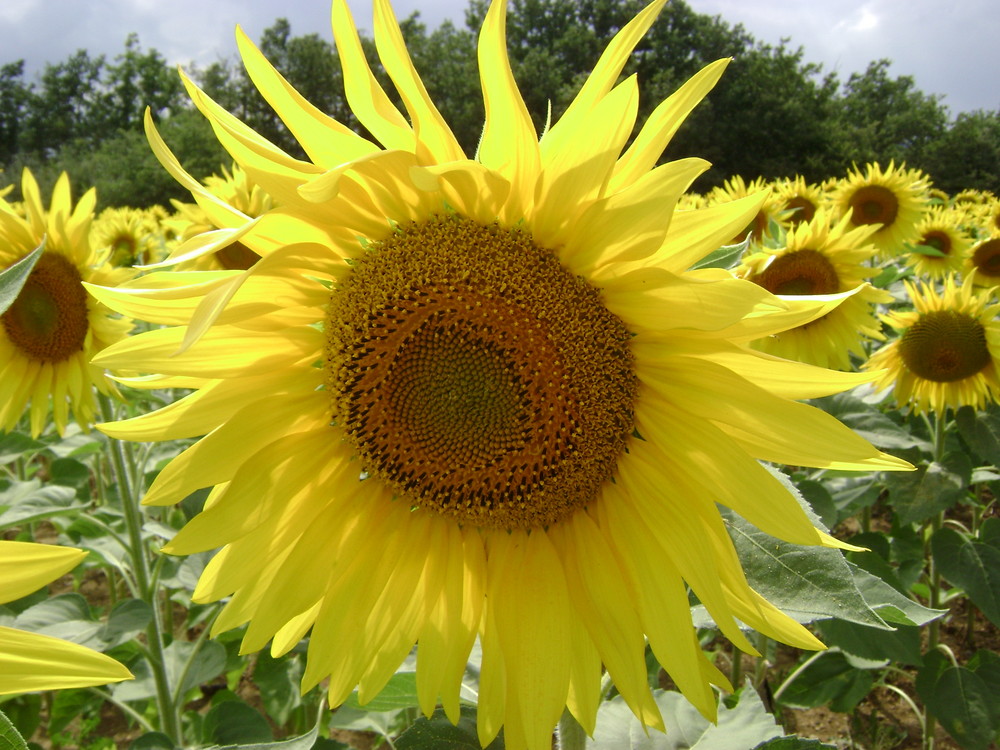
[0,541,133,695]
[706,175,789,244]
[91,206,161,267]
[735,210,891,370]
[0,169,133,437]
[163,163,273,271]
[904,207,971,280]
[91,1,908,747]
[831,161,930,258]
[965,232,1000,285]
[866,274,1000,414]
[774,175,827,227]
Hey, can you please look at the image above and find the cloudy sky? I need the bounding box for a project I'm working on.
[3,0,998,116]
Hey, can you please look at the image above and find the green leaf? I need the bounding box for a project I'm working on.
[884,451,972,525]
[690,240,747,271]
[99,599,153,649]
[202,701,273,745]
[917,660,999,750]
[931,527,1000,627]
[129,731,176,750]
[114,640,227,702]
[0,708,29,750]
[48,457,92,489]
[776,651,875,713]
[251,651,302,727]
[0,241,44,316]
[847,561,942,627]
[815,619,923,666]
[720,509,891,629]
[49,689,103,735]
[0,433,45,465]
[753,738,836,749]
[955,405,1000,466]
[588,682,782,749]
[395,707,502,750]
[0,480,87,528]
[814,391,929,451]
[344,672,420,712]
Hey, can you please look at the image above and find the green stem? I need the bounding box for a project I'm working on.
[730,647,744,690]
[558,708,588,750]
[86,687,156,733]
[773,650,827,703]
[98,394,182,745]
[922,409,949,750]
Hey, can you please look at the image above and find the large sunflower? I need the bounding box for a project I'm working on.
[0,169,132,437]
[735,210,891,370]
[91,1,908,747]
[831,161,930,258]
[0,542,133,695]
[965,232,1000,285]
[866,274,1000,414]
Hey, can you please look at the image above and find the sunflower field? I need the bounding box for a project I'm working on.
[2,1,1000,750]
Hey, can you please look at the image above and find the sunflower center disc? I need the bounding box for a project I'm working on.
[972,239,1000,277]
[921,231,951,256]
[751,249,840,296]
[850,185,899,227]
[325,215,636,530]
[216,241,261,270]
[898,310,991,383]
[1,252,89,363]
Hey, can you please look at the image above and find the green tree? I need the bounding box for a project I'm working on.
[922,110,1000,194]
[832,59,949,167]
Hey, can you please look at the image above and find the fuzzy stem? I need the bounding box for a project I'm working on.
[99,394,182,745]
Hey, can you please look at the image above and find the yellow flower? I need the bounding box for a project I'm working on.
[866,274,1000,414]
[904,207,970,280]
[736,211,891,370]
[91,206,161,267]
[91,1,908,747]
[706,175,789,244]
[966,232,1000,286]
[0,169,133,437]
[774,175,827,227]
[0,542,133,695]
[831,161,930,258]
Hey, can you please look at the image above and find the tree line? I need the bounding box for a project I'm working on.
[2,0,999,210]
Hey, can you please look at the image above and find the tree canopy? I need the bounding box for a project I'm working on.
[1,0,997,208]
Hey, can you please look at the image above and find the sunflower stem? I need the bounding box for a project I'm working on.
[98,394,183,745]
[921,409,949,750]
[557,708,588,750]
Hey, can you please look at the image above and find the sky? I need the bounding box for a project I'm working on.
[2,0,998,117]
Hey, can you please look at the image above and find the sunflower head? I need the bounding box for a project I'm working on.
[866,274,1000,414]
[737,210,889,369]
[707,175,790,245]
[89,1,909,747]
[0,169,132,436]
[832,161,931,258]
[904,207,971,280]
[774,175,827,227]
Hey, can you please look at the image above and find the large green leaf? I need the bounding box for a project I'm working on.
[720,509,890,629]
[0,480,87,528]
[916,651,1000,750]
[344,672,420,712]
[955,404,1000,467]
[0,242,44,316]
[206,727,329,750]
[395,707,502,750]
[588,683,782,749]
[0,708,28,750]
[202,701,273,745]
[113,640,227,702]
[883,452,972,525]
[931,526,1000,627]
